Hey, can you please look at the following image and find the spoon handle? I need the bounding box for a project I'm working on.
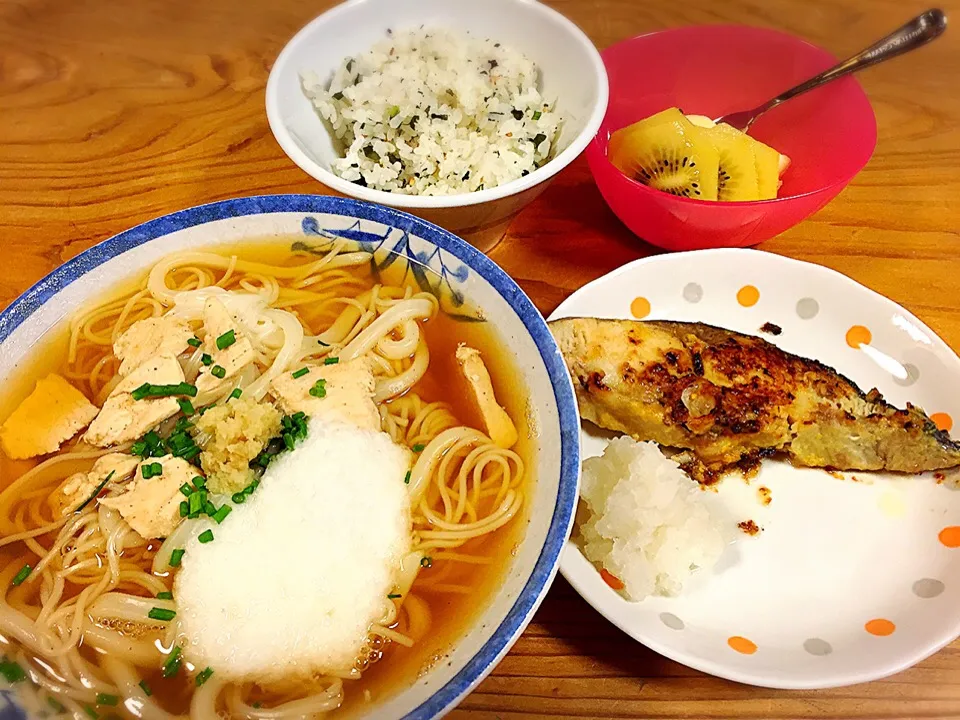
[761,9,947,115]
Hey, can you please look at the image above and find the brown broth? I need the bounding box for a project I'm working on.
[0,238,536,716]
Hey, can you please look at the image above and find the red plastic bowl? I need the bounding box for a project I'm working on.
[587,25,877,251]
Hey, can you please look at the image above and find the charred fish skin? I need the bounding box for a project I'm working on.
[549,317,960,474]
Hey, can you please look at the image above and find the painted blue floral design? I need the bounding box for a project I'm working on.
[296,216,483,321]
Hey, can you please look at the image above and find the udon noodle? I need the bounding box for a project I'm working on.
[0,239,528,718]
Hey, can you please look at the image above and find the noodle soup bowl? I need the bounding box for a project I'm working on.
[0,195,580,719]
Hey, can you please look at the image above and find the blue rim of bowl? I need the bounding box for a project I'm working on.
[0,194,581,719]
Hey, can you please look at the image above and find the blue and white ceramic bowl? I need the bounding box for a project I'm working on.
[0,195,580,719]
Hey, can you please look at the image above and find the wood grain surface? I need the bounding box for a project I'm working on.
[2,0,960,716]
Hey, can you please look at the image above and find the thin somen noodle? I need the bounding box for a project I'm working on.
[0,239,530,718]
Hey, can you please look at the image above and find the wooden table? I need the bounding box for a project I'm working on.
[2,0,960,716]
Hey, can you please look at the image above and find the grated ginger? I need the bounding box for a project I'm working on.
[195,397,282,494]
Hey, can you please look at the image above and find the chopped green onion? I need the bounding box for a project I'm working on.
[148,607,176,622]
[96,693,119,706]
[132,382,198,400]
[141,462,163,479]
[420,556,433,569]
[201,353,213,366]
[211,365,226,379]
[131,382,153,401]
[532,132,546,145]
[212,505,232,524]
[253,703,262,709]
[283,433,294,451]
[188,492,202,515]
[11,564,32,587]
[232,492,246,504]
[179,501,189,517]
[412,444,425,452]
[75,470,115,513]
[178,398,195,416]
[132,430,165,458]
[138,679,152,696]
[404,471,411,485]
[84,705,98,719]
[292,367,310,379]
[532,110,542,120]
[179,483,193,497]
[309,379,327,398]
[156,591,173,600]
[193,476,206,489]
[162,646,182,678]
[387,593,401,599]
[0,658,27,683]
[230,388,242,400]
[195,667,214,687]
[187,337,202,348]
[169,549,185,567]
[198,530,214,544]
[216,330,236,350]
[324,357,340,365]
[387,105,400,118]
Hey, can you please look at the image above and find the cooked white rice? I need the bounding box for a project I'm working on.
[301,28,562,195]
[578,437,729,601]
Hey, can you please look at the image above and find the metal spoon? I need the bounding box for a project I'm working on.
[715,8,947,132]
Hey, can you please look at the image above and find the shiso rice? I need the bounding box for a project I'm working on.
[301,28,562,195]
[578,437,729,601]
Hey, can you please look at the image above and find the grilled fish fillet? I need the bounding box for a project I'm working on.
[550,317,960,474]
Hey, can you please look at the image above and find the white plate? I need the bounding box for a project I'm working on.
[550,248,960,690]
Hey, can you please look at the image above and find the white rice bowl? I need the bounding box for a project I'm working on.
[578,437,730,601]
[301,28,562,195]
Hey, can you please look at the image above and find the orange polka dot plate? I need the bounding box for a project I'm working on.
[551,249,960,689]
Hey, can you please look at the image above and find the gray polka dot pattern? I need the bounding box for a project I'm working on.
[803,638,833,656]
[796,297,820,320]
[893,363,920,387]
[913,578,945,599]
[683,283,703,303]
[659,612,684,630]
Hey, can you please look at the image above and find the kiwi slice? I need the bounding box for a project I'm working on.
[708,123,760,201]
[608,108,719,200]
[751,135,782,200]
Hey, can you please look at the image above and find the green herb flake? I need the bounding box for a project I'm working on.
[138,679,152,696]
[195,667,214,687]
[387,593,401,599]
[292,367,310,379]
[11,564,32,587]
[412,444,425,452]
[212,505,232,524]
[0,658,27,683]
[76,470,116,513]
[216,330,236,350]
[309,379,327,398]
[169,549,185,567]
[132,383,198,401]
[156,591,173,600]
[96,693,119,706]
[148,607,176,622]
[532,110,542,121]
[404,471,411,485]
[230,388,242,400]
[324,357,340,365]
[178,398,195,416]
[162,646,182,678]
[211,365,226,379]
[232,492,246,504]
[141,462,163,479]
[179,500,189,517]
[179,483,193,497]
[193,475,206,489]
[84,705,98,719]
[187,337,202,348]
[198,529,214,544]
[201,353,213,366]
